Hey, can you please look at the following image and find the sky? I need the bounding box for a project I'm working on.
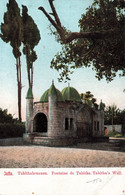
[0,0,125,121]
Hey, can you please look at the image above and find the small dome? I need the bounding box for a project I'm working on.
[40,89,49,102]
[62,86,81,102]
[26,88,33,99]
[40,83,64,102]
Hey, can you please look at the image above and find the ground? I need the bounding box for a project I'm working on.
[0,142,125,168]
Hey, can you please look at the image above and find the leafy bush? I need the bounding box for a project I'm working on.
[0,123,25,138]
[106,131,123,138]
[0,108,20,124]
[115,133,122,138]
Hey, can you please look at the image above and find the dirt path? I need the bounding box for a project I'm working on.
[0,145,125,168]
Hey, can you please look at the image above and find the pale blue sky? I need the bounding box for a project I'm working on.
[0,0,124,121]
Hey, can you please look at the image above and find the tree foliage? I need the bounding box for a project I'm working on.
[80,91,99,109]
[39,0,125,82]
[22,5,41,89]
[0,1,41,121]
[0,108,19,123]
[0,0,23,122]
[0,0,23,57]
[104,105,125,125]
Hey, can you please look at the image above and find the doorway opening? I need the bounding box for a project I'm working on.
[33,113,47,133]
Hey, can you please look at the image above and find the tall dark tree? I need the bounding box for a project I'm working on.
[39,0,125,82]
[22,5,41,90]
[0,0,23,121]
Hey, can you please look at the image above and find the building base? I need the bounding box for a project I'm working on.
[23,133,108,147]
[23,133,77,147]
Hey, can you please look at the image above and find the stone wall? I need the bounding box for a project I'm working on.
[30,137,76,146]
[33,102,49,118]
[32,101,104,139]
[48,101,78,137]
[92,110,104,137]
[105,125,122,133]
[26,94,105,145]
[32,102,49,134]
[76,105,92,138]
[56,101,78,138]
[25,99,33,133]
[0,137,23,146]
[48,95,60,136]
[33,101,80,138]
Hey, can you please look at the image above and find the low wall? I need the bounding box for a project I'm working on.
[92,136,109,142]
[109,137,125,147]
[23,133,108,146]
[0,137,23,146]
[104,125,122,133]
[23,133,77,147]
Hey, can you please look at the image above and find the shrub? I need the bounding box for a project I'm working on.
[115,133,122,138]
[106,131,123,138]
[0,108,15,123]
[0,123,25,138]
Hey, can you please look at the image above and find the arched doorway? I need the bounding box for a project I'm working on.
[76,107,92,138]
[33,113,47,133]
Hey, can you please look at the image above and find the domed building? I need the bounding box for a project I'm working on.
[24,82,105,146]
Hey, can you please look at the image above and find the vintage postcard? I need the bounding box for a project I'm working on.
[0,0,125,194]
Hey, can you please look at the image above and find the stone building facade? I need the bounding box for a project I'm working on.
[24,82,105,146]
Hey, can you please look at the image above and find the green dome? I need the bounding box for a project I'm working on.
[40,89,49,102]
[62,86,81,102]
[40,83,64,102]
[26,88,33,99]
[49,83,58,96]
